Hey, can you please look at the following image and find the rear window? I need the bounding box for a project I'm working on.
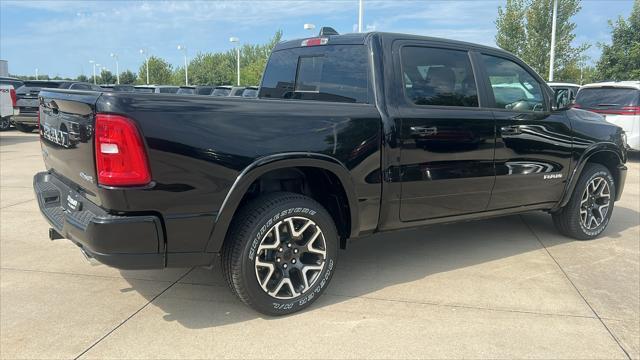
[196,87,213,95]
[575,88,639,109]
[259,45,370,103]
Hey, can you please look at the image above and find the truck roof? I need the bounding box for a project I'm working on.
[273,31,507,54]
[580,81,640,90]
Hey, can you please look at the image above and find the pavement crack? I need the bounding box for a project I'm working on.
[73,267,195,359]
[519,215,632,360]
[0,198,35,209]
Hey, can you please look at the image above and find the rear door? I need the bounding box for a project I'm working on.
[393,42,496,221]
[478,52,573,209]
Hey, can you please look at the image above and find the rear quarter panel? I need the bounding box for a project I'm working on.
[96,93,382,252]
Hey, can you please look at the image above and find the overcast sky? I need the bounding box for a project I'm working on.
[0,0,634,78]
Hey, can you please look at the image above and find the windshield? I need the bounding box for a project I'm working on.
[575,88,639,109]
[212,88,231,96]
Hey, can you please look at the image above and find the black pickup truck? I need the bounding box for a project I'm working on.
[34,31,627,315]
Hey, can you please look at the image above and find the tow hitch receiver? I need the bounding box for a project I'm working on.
[48,228,64,241]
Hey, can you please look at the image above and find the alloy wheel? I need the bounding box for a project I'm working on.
[580,176,611,230]
[254,216,327,299]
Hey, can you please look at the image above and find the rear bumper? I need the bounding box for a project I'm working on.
[33,171,165,269]
[13,113,38,125]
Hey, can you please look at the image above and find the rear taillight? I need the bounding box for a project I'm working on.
[590,106,640,116]
[9,88,16,107]
[94,113,151,186]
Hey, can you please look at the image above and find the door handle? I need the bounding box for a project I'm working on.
[410,126,438,136]
[500,125,521,135]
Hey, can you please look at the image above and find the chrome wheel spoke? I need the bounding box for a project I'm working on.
[301,264,323,291]
[269,277,299,299]
[305,228,326,258]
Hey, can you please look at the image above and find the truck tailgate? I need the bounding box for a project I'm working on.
[39,90,102,196]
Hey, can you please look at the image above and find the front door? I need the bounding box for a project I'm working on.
[478,53,573,209]
[395,45,496,221]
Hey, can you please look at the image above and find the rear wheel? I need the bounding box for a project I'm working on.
[0,117,10,131]
[552,163,615,240]
[222,192,338,315]
[14,123,35,133]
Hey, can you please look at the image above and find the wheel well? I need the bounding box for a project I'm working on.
[587,151,622,190]
[237,167,351,249]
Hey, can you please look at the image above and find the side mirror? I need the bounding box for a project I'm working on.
[552,88,573,111]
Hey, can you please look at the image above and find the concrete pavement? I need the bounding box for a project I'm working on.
[1,130,638,359]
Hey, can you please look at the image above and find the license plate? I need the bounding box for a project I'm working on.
[63,192,83,212]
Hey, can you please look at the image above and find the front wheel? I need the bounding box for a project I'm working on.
[14,123,35,133]
[222,192,338,315]
[552,163,615,240]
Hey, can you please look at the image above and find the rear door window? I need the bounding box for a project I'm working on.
[260,45,370,103]
[575,88,639,109]
[400,46,478,107]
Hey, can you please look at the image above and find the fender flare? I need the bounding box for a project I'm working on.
[556,142,625,209]
[205,152,360,252]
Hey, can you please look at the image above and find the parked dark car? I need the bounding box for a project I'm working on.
[177,86,215,95]
[34,31,627,316]
[13,81,102,132]
[242,86,259,98]
[102,84,135,92]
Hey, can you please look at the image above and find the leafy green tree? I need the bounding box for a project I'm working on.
[119,70,137,84]
[596,0,640,81]
[189,52,235,85]
[496,0,527,58]
[75,74,89,82]
[171,66,189,86]
[138,56,173,85]
[495,0,589,81]
[99,70,117,84]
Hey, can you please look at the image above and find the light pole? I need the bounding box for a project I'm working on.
[96,64,103,84]
[89,60,97,84]
[177,45,188,86]
[110,53,120,84]
[35,68,39,80]
[358,0,364,33]
[139,49,150,85]
[304,23,316,33]
[548,0,558,81]
[229,37,240,86]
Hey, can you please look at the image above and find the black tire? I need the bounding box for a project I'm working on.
[0,117,10,131]
[222,192,338,316]
[552,163,615,240]
[14,123,35,133]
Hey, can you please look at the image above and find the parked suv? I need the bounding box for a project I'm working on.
[0,77,22,131]
[34,31,627,315]
[177,85,215,95]
[575,81,640,151]
[134,85,179,94]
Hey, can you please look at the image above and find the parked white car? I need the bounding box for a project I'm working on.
[0,84,18,131]
[575,81,640,151]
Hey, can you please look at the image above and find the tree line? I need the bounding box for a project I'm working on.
[11,1,639,86]
[495,0,639,84]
